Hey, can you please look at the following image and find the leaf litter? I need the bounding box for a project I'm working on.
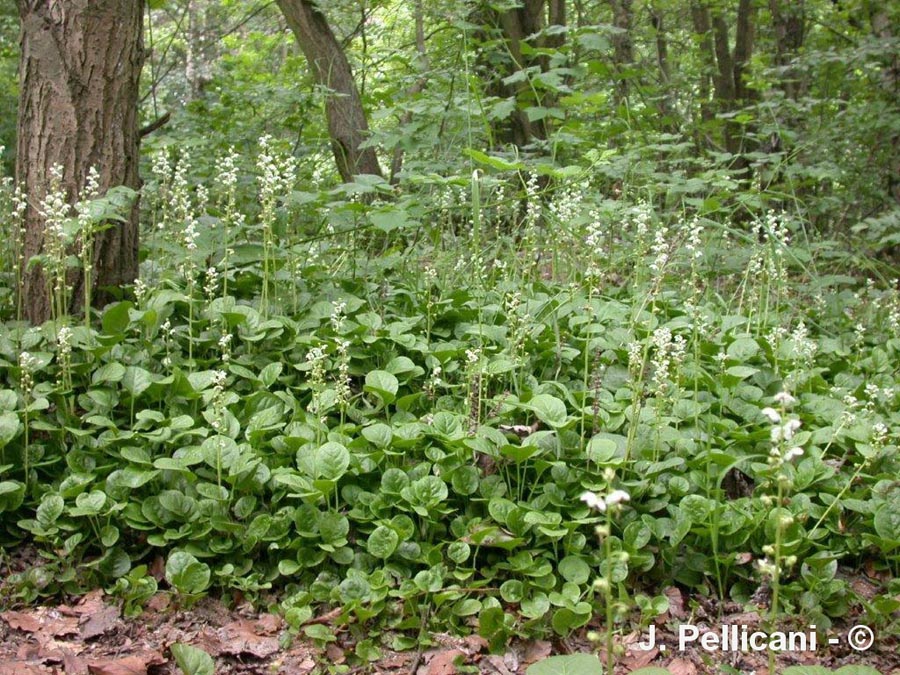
[0,590,896,674]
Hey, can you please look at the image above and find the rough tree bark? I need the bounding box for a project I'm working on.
[276,0,383,181]
[17,0,144,325]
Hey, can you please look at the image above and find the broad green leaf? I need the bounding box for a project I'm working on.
[37,495,64,525]
[0,481,25,512]
[165,551,211,595]
[93,362,126,384]
[585,436,618,463]
[0,390,17,411]
[558,556,591,585]
[725,365,758,379]
[370,206,410,232]
[463,148,524,172]
[0,412,20,448]
[122,366,154,397]
[259,362,282,387]
[364,370,399,405]
[526,653,602,675]
[366,525,399,559]
[726,336,759,361]
[69,490,106,516]
[414,568,443,593]
[101,301,133,335]
[873,505,899,545]
[362,423,393,448]
[525,394,568,428]
[298,441,350,481]
[171,643,215,675]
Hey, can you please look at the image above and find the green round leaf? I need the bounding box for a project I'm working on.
[526,394,568,428]
[366,525,400,559]
[165,551,211,595]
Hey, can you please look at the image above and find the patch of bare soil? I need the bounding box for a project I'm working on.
[0,588,896,675]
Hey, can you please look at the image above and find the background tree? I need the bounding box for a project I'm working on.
[16,0,145,324]
[275,0,383,181]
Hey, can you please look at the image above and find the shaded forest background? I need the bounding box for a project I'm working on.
[0,0,897,238]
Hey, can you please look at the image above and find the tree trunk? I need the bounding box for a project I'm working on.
[649,3,674,128]
[770,0,805,99]
[496,0,548,146]
[693,1,756,162]
[17,0,144,325]
[864,1,899,203]
[276,0,383,182]
[185,0,214,100]
[691,3,715,126]
[608,0,633,101]
[478,0,568,150]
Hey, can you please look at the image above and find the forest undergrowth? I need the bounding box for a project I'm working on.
[0,143,898,673]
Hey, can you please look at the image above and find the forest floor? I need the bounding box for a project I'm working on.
[0,568,896,675]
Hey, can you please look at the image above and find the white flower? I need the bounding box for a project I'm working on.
[580,491,607,511]
[605,490,631,506]
[773,391,796,406]
[771,418,801,442]
[761,407,781,424]
[783,419,801,439]
[580,489,631,511]
[783,447,804,462]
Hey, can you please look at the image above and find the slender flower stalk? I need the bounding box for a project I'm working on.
[582,486,631,674]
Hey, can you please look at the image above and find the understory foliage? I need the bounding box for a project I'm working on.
[0,139,898,657]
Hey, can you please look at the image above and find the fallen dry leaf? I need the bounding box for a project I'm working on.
[521,640,552,666]
[144,593,170,613]
[48,613,81,638]
[426,649,464,675]
[481,654,514,675]
[667,657,697,675]
[217,619,280,659]
[850,575,880,600]
[87,651,165,675]
[461,634,488,654]
[254,613,282,635]
[80,605,121,640]
[61,648,89,675]
[622,644,657,669]
[664,586,688,619]
[1,611,40,633]
[0,663,46,675]
[41,646,89,675]
[70,589,106,617]
[324,642,345,664]
[723,611,762,627]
